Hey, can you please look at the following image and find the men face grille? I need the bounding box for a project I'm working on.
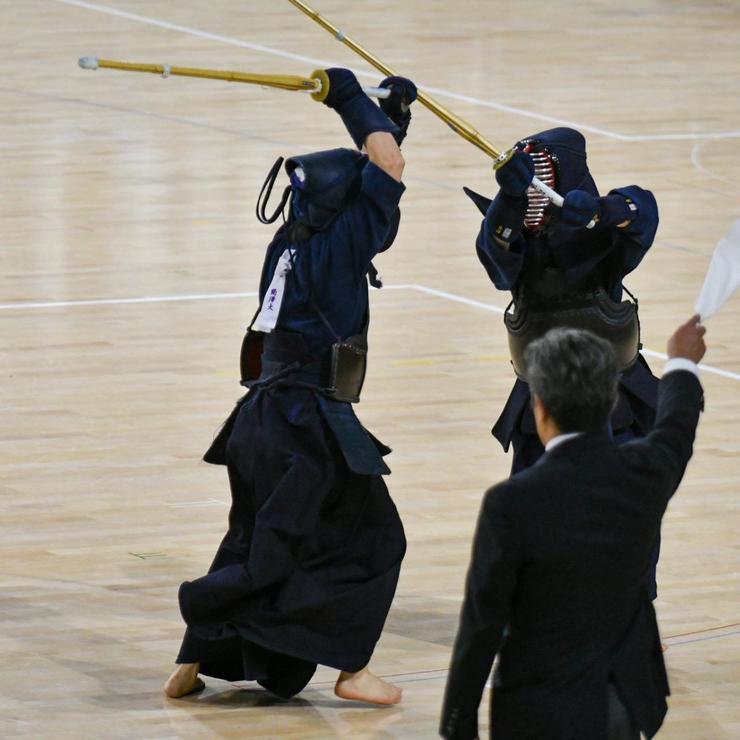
[522,144,557,231]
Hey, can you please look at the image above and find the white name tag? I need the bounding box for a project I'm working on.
[253,248,295,333]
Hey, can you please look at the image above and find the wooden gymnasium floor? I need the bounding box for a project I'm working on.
[2,1,739,737]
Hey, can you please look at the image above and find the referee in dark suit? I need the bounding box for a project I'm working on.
[440,316,706,740]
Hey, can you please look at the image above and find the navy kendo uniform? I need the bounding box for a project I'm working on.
[465,128,662,594]
[174,70,417,698]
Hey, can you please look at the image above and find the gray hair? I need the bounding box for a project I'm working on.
[524,328,619,433]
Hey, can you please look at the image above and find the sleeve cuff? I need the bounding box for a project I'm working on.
[664,357,700,379]
[361,160,405,216]
[599,193,635,227]
[607,185,659,243]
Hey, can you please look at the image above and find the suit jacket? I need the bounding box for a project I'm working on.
[440,369,703,739]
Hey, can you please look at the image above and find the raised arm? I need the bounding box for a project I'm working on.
[312,69,414,277]
[608,185,659,276]
[318,67,412,182]
[559,184,659,277]
[365,131,404,182]
[469,151,535,290]
[627,315,706,495]
[475,193,528,290]
[365,74,417,182]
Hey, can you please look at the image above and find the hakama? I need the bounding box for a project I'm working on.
[177,385,405,697]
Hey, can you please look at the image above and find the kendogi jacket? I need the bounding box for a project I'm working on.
[205,152,404,477]
[464,128,660,452]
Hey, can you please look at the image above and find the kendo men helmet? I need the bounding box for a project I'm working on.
[514,127,599,231]
[256,148,365,230]
[256,147,401,253]
[288,148,402,251]
[463,127,599,236]
[285,148,367,231]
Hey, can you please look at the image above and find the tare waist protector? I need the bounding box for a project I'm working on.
[504,288,640,380]
[240,329,368,404]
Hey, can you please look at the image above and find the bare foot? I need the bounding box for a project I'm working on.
[334,667,402,705]
[164,663,205,698]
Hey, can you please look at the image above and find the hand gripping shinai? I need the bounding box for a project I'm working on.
[285,0,565,209]
[77,56,390,100]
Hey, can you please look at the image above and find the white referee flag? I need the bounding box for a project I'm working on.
[695,218,740,320]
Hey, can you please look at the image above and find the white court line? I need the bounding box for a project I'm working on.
[405,283,506,315]
[3,284,738,382]
[54,0,337,68]
[628,131,740,143]
[0,291,257,310]
[405,284,740,383]
[690,139,737,188]
[405,284,740,381]
[51,0,740,144]
[412,85,630,142]
[641,348,740,382]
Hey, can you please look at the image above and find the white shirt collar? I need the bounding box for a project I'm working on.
[545,432,582,452]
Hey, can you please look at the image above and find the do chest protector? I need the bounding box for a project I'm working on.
[505,287,641,381]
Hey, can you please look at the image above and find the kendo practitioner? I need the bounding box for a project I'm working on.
[464,127,662,596]
[163,68,417,705]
